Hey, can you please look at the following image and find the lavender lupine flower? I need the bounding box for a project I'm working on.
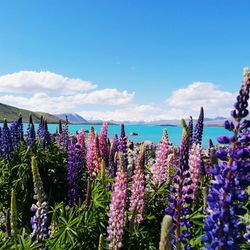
[118,124,128,169]
[30,157,49,241]
[193,107,204,145]
[202,68,250,249]
[108,134,119,177]
[1,119,13,159]
[99,122,109,167]
[188,143,201,200]
[67,140,83,206]
[56,121,69,150]
[128,145,145,224]
[107,153,128,250]
[165,119,192,250]
[151,129,170,187]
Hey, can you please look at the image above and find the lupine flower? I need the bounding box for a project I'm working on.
[166,153,174,185]
[10,114,23,148]
[151,129,170,187]
[159,215,173,250]
[10,189,17,239]
[37,117,51,149]
[188,143,201,200]
[188,116,193,147]
[165,119,193,250]
[27,114,36,151]
[1,119,13,159]
[56,120,69,150]
[193,107,204,145]
[107,153,128,250]
[67,140,83,206]
[118,124,128,169]
[128,145,145,224]
[202,68,250,249]
[99,122,109,167]
[77,129,86,158]
[244,223,250,244]
[108,134,119,177]
[86,127,100,177]
[30,157,49,242]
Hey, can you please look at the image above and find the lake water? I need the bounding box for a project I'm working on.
[23,123,230,147]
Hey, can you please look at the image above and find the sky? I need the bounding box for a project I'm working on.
[0,0,250,121]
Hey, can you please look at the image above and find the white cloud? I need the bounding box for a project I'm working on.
[166,82,236,118]
[0,71,97,94]
[79,105,162,122]
[0,89,135,113]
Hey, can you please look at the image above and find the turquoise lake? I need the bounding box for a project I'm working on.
[22,123,230,147]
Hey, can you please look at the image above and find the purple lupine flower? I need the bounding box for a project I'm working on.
[67,140,83,206]
[37,117,51,149]
[1,119,13,159]
[193,107,204,145]
[202,68,250,249]
[188,116,193,147]
[108,134,119,177]
[99,122,109,167]
[118,124,128,169]
[151,129,170,187]
[165,119,193,250]
[10,115,23,148]
[107,153,128,249]
[30,157,49,241]
[129,145,145,224]
[27,114,36,150]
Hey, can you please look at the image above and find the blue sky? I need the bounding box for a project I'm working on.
[0,1,249,121]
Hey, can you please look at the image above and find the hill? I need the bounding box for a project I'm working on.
[0,103,61,123]
[54,113,88,123]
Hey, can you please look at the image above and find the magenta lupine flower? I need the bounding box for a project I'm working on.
[151,129,170,187]
[99,122,109,167]
[188,143,201,200]
[107,153,128,250]
[129,146,145,224]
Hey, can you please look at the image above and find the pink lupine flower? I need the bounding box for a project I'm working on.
[76,129,86,154]
[86,127,100,177]
[129,145,145,224]
[151,129,170,187]
[189,143,201,199]
[107,153,128,250]
[99,122,109,166]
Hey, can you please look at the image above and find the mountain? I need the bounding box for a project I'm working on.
[54,113,88,123]
[0,103,61,123]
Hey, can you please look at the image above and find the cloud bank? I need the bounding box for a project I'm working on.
[0,70,237,121]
